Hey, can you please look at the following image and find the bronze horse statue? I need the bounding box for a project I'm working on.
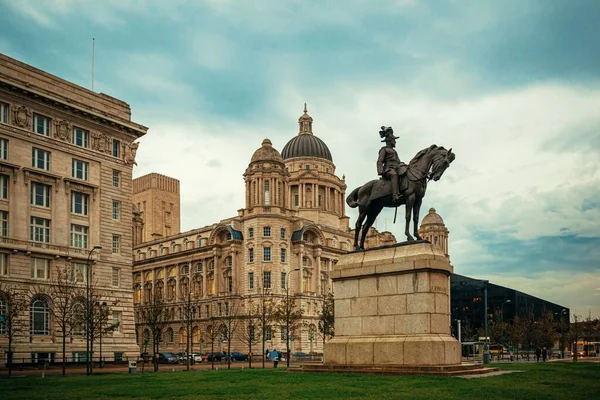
[346,145,455,250]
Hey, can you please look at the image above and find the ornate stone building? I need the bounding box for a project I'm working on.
[0,53,146,363]
[418,208,450,261]
[132,105,395,355]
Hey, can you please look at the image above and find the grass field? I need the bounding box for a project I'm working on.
[3,362,599,400]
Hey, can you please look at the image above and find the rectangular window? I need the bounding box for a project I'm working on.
[225,302,229,315]
[113,312,121,332]
[248,272,254,289]
[280,228,286,239]
[72,127,88,147]
[281,272,287,290]
[112,235,120,254]
[30,217,50,243]
[263,226,271,237]
[72,159,89,180]
[227,276,232,292]
[263,247,271,262]
[112,201,120,220]
[112,267,120,287]
[71,262,87,283]
[248,248,254,263]
[0,211,7,237]
[0,102,8,124]
[0,253,8,275]
[30,182,51,208]
[112,170,120,187]
[248,228,254,239]
[0,138,7,159]
[33,257,50,279]
[112,139,121,158]
[294,194,299,207]
[280,248,286,263]
[33,113,51,136]
[265,326,272,341]
[71,192,89,215]
[218,303,222,316]
[70,224,88,249]
[0,174,8,199]
[263,271,271,289]
[32,148,51,170]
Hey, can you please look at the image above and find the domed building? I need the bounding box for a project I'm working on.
[131,106,388,356]
[418,207,450,260]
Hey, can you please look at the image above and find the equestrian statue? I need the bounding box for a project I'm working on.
[346,126,455,250]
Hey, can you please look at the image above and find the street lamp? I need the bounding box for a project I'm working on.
[86,245,102,376]
[555,309,567,359]
[483,280,490,365]
[284,268,301,367]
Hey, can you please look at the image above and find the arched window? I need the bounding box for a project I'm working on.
[71,302,85,335]
[332,237,338,247]
[134,283,142,304]
[196,236,202,248]
[192,326,201,343]
[31,297,50,336]
[195,262,203,273]
[167,327,174,343]
[160,245,167,255]
[184,238,189,250]
[147,247,152,258]
[171,242,177,253]
[0,294,7,334]
[180,327,187,343]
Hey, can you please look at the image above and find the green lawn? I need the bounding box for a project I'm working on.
[3,363,599,400]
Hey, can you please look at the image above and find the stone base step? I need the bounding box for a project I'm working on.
[290,363,499,376]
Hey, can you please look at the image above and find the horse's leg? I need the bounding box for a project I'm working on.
[354,206,367,250]
[360,206,382,249]
[413,196,423,240]
[404,194,415,241]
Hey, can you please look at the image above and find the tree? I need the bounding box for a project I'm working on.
[138,296,172,371]
[272,294,304,367]
[0,283,28,376]
[201,305,222,370]
[221,295,243,369]
[94,299,120,367]
[49,263,84,376]
[256,292,277,368]
[238,297,261,368]
[180,287,199,371]
[317,292,335,350]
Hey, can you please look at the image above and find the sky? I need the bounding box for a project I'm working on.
[1,0,599,319]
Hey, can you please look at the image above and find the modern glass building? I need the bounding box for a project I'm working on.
[450,274,570,339]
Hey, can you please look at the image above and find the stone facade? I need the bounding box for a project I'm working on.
[132,107,395,356]
[0,53,146,363]
[132,173,181,244]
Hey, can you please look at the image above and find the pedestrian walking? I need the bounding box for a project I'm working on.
[535,347,541,362]
[542,347,547,362]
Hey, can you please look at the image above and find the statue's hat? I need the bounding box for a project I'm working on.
[379,126,399,142]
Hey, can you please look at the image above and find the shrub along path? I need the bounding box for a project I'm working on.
[3,362,599,400]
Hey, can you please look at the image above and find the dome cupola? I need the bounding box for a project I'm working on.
[251,138,283,163]
[281,104,333,161]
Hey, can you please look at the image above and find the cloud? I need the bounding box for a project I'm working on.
[3,0,599,318]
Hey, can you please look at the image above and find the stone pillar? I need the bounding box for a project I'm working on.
[324,241,460,366]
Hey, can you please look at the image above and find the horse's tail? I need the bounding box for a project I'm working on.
[346,186,361,208]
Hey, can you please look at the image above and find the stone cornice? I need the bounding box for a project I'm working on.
[0,78,147,138]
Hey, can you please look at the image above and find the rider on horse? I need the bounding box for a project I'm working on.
[376,126,407,202]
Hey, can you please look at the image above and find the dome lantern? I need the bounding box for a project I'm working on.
[281,104,333,161]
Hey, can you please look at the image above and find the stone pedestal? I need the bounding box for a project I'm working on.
[324,241,461,366]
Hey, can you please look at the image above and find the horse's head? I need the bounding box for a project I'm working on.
[429,147,455,181]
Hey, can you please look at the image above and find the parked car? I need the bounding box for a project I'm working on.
[157,352,178,364]
[201,352,225,362]
[225,352,249,362]
[193,353,203,363]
